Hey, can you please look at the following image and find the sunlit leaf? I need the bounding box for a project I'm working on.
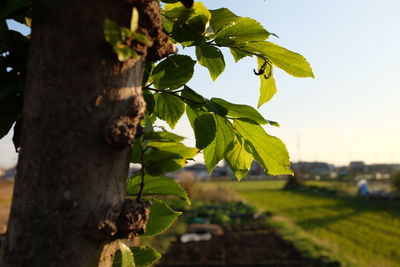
[119,241,135,267]
[165,2,211,33]
[209,8,239,33]
[131,246,161,267]
[230,48,251,62]
[244,42,314,78]
[257,58,277,107]
[130,7,139,32]
[203,115,234,174]
[142,199,182,236]
[195,45,225,81]
[214,17,269,45]
[225,136,254,180]
[151,55,196,90]
[210,98,267,124]
[154,93,185,128]
[234,120,293,175]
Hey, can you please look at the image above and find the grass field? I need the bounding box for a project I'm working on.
[205,180,400,267]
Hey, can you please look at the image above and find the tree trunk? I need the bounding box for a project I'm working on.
[0,0,170,266]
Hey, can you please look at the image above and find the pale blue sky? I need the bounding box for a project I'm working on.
[1,0,399,168]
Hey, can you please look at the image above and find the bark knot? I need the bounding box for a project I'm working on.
[116,199,151,239]
[129,0,176,61]
[90,199,151,242]
[105,116,143,149]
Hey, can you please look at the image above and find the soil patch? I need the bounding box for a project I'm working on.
[158,222,316,266]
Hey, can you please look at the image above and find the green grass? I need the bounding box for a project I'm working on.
[205,180,400,267]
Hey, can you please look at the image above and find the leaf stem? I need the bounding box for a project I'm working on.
[136,140,146,201]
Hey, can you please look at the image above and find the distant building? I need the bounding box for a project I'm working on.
[349,161,368,173]
[291,162,335,177]
[183,163,208,179]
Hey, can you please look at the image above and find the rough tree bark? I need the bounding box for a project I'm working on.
[0,0,172,266]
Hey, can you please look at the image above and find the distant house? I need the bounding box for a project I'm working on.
[183,163,208,179]
[292,162,335,177]
[349,161,368,173]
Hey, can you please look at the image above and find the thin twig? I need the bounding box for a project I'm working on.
[143,87,204,105]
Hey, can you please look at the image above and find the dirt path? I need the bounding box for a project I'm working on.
[158,222,316,266]
[0,180,13,233]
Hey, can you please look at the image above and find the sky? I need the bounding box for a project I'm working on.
[1,0,400,168]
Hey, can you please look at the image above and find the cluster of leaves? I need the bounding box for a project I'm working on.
[0,0,31,149]
[135,0,314,180]
[107,1,313,266]
[104,8,152,61]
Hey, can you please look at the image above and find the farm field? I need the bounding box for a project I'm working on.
[206,180,400,267]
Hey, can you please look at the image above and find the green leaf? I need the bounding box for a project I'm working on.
[257,58,277,107]
[195,45,225,81]
[162,16,174,33]
[119,241,135,267]
[165,2,211,33]
[151,55,196,90]
[131,139,142,164]
[142,90,155,115]
[154,93,185,128]
[267,120,280,127]
[141,140,197,175]
[130,7,139,32]
[214,17,269,45]
[203,115,234,174]
[170,22,205,47]
[244,42,314,78]
[131,246,161,267]
[230,48,251,62]
[210,98,267,124]
[181,86,206,108]
[142,199,181,236]
[143,131,184,143]
[234,120,293,175]
[145,159,186,176]
[193,113,216,149]
[104,19,132,45]
[145,141,198,161]
[113,45,137,61]
[126,175,191,205]
[134,33,152,46]
[225,136,254,180]
[209,8,239,33]
[113,246,161,267]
